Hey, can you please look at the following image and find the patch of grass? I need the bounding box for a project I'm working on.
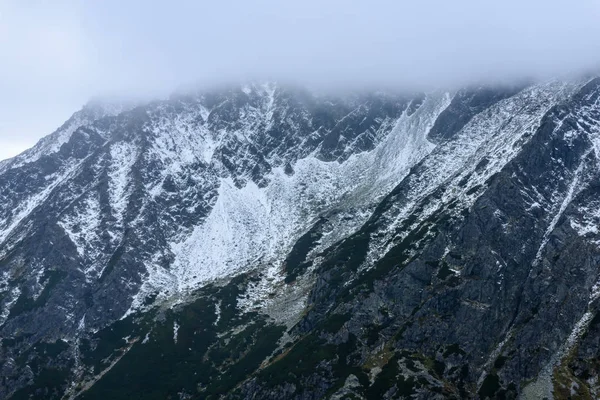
[322,313,351,333]
[284,218,326,283]
[364,323,386,346]
[80,277,285,400]
[478,373,500,399]
[442,343,466,358]
[494,355,507,369]
[363,342,395,371]
[11,367,70,400]
[258,333,337,388]
[436,262,455,280]
[366,355,416,398]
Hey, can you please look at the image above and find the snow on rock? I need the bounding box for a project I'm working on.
[59,194,102,258]
[214,300,222,326]
[108,141,138,221]
[3,80,594,331]
[0,159,87,254]
[129,91,452,308]
[567,88,600,241]
[0,287,21,326]
[172,177,270,284]
[0,101,132,173]
[533,150,590,267]
[364,81,582,268]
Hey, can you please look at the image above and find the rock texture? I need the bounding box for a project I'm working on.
[1,78,600,399]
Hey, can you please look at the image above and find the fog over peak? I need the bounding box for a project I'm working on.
[1,0,600,160]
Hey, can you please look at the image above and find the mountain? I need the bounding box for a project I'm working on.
[1,78,599,399]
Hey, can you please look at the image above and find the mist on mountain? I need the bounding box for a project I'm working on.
[1,0,600,160]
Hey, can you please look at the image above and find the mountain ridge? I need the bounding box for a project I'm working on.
[1,77,600,399]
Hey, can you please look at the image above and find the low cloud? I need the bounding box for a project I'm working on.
[1,0,600,158]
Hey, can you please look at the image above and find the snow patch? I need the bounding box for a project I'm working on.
[0,287,21,326]
[108,141,138,221]
[173,321,180,343]
[128,91,452,308]
[58,193,102,259]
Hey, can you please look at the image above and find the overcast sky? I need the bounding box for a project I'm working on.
[1,0,600,161]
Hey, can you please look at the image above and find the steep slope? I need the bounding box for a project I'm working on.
[1,78,600,399]
[0,83,433,397]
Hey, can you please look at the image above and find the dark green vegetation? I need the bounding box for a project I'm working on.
[7,274,286,400]
[8,270,66,319]
[78,275,285,400]
[10,340,72,400]
[284,217,326,283]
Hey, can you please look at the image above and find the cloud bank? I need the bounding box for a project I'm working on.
[1,0,600,159]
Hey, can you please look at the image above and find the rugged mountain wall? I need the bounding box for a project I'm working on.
[1,78,599,399]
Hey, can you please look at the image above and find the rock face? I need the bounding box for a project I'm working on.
[0,78,600,399]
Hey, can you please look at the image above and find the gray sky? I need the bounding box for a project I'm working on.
[1,0,600,161]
